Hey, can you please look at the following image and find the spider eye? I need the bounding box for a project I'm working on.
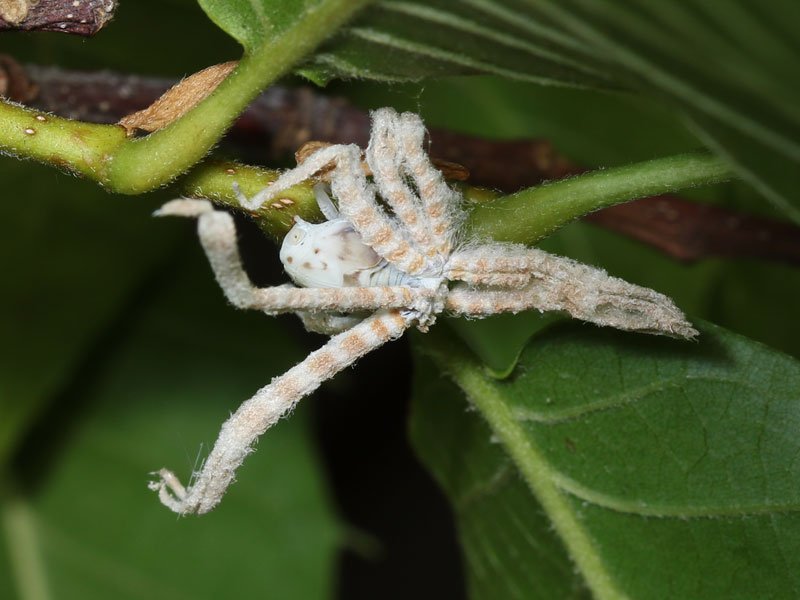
[289,228,306,245]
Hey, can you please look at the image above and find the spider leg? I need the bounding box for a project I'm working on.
[445,249,698,339]
[365,108,440,264]
[326,143,432,277]
[150,309,415,515]
[396,110,463,259]
[232,144,357,211]
[313,182,341,221]
[156,199,437,314]
[446,243,538,288]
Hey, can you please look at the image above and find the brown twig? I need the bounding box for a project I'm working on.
[0,0,115,35]
[586,197,800,265]
[2,56,800,266]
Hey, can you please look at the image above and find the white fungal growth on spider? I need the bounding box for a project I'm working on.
[149,107,697,515]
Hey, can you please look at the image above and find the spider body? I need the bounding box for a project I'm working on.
[280,216,381,288]
[280,205,422,291]
[150,108,697,515]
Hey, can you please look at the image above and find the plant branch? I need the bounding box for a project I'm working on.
[175,151,736,251]
[0,58,570,190]
[180,160,320,240]
[9,58,800,262]
[585,197,800,265]
[0,0,369,192]
[467,153,734,244]
[107,0,370,193]
[0,99,125,178]
[0,0,115,35]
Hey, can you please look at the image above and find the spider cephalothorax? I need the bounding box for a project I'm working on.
[150,108,696,515]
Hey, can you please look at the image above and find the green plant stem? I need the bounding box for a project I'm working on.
[109,0,370,193]
[466,152,733,244]
[179,160,320,239]
[421,327,628,600]
[0,0,369,193]
[171,151,734,244]
[0,101,125,180]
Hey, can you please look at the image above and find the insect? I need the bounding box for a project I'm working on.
[149,107,696,515]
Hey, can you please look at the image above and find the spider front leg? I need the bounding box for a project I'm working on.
[445,251,698,339]
[150,309,414,515]
[156,199,437,316]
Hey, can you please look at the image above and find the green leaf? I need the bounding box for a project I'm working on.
[0,161,179,468]
[198,0,342,53]
[1,257,339,599]
[410,351,590,599]
[413,322,800,599]
[529,0,800,220]
[300,0,616,87]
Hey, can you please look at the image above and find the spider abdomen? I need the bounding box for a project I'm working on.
[280,215,419,289]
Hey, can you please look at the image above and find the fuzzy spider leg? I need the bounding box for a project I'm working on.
[445,250,698,338]
[150,309,415,515]
[365,108,442,265]
[233,144,351,211]
[445,243,535,288]
[156,199,437,315]
[295,311,366,335]
[324,147,433,277]
[396,110,464,259]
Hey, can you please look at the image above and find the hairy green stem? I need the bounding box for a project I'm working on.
[0,0,369,192]
[180,160,320,239]
[109,0,370,193]
[172,151,734,244]
[466,152,732,244]
[0,101,125,180]
[1,484,52,600]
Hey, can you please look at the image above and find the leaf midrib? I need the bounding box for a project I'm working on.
[426,332,630,600]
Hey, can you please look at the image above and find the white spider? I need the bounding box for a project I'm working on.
[149,108,696,515]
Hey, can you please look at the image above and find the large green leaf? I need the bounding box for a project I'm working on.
[410,353,590,599]
[1,257,339,599]
[413,322,800,599]
[525,0,800,221]
[300,0,615,87]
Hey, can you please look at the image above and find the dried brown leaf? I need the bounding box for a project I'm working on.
[118,61,237,135]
